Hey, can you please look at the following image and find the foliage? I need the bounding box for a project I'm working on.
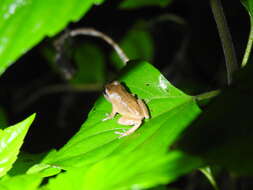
[0,0,253,189]
[0,0,104,75]
[177,63,253,175]
[0,114,35,177]
[0,173,42,190]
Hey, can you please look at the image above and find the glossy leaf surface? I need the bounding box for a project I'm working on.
[0,0,104,75]
[0,114,35,177]
[44,151,201,190]
[0,174,42,190]
[42,61,201,170]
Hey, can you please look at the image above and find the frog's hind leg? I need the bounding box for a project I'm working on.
[137,99,150,119]
[116,117,142,138]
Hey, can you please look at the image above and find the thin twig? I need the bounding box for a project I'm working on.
[242,17,253,67]
[148,13,187,26]
[69,28,129,64]
[200,167,220,190]
[210,0,238,85]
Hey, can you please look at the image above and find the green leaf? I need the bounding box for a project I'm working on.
[0,174,42,190]
[111,23,154,69]
[0,0,105,76]
[177,63,253,175]
[44,150,202,190]
[0,114,35,177]
[70,43,106,84]
[119,0,172,9]
[42,61,201,170]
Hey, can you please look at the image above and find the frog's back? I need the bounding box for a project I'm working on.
[117,91,144,118]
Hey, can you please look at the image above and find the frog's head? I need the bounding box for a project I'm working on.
[104,81,122,96]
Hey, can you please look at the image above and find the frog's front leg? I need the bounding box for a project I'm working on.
[102,105,117,121]
[116,116,142,138]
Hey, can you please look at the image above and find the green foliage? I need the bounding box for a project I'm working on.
[2,0,252,189]
[0,0,105,76]
[31,61,203,189]
[119,0,172,9]
[43,151,201,190]
[41,61,201,172]
[111,23,154,69]
[0,114,35,177]
[0,61,203,189]
[177,63,253,175]
[0,174,42,190]
[71,43,106,84]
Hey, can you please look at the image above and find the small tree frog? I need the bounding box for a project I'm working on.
[103,81,150,137]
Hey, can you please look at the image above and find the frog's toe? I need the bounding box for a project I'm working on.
[102,113,112,121]
[115,129,127,138]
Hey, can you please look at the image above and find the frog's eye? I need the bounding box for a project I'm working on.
[103,88,110,96]
[113,81,120,85]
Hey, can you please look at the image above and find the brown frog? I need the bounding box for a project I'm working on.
[103,81,150,137]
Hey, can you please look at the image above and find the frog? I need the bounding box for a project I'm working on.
[103,81,150,137]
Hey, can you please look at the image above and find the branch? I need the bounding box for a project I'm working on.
[56,28,129,64]
[242,17,253,67]
[210,0,238,85]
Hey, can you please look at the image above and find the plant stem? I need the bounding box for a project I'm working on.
[242,17,253,67]
[210,0,238,85]
[200,167,220,190]
[70,28,129,64]
[195,89,220,101]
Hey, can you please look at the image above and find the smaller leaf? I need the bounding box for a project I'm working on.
[119,0,172,9]
[0,114,36,177]
[0,174,42,190]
